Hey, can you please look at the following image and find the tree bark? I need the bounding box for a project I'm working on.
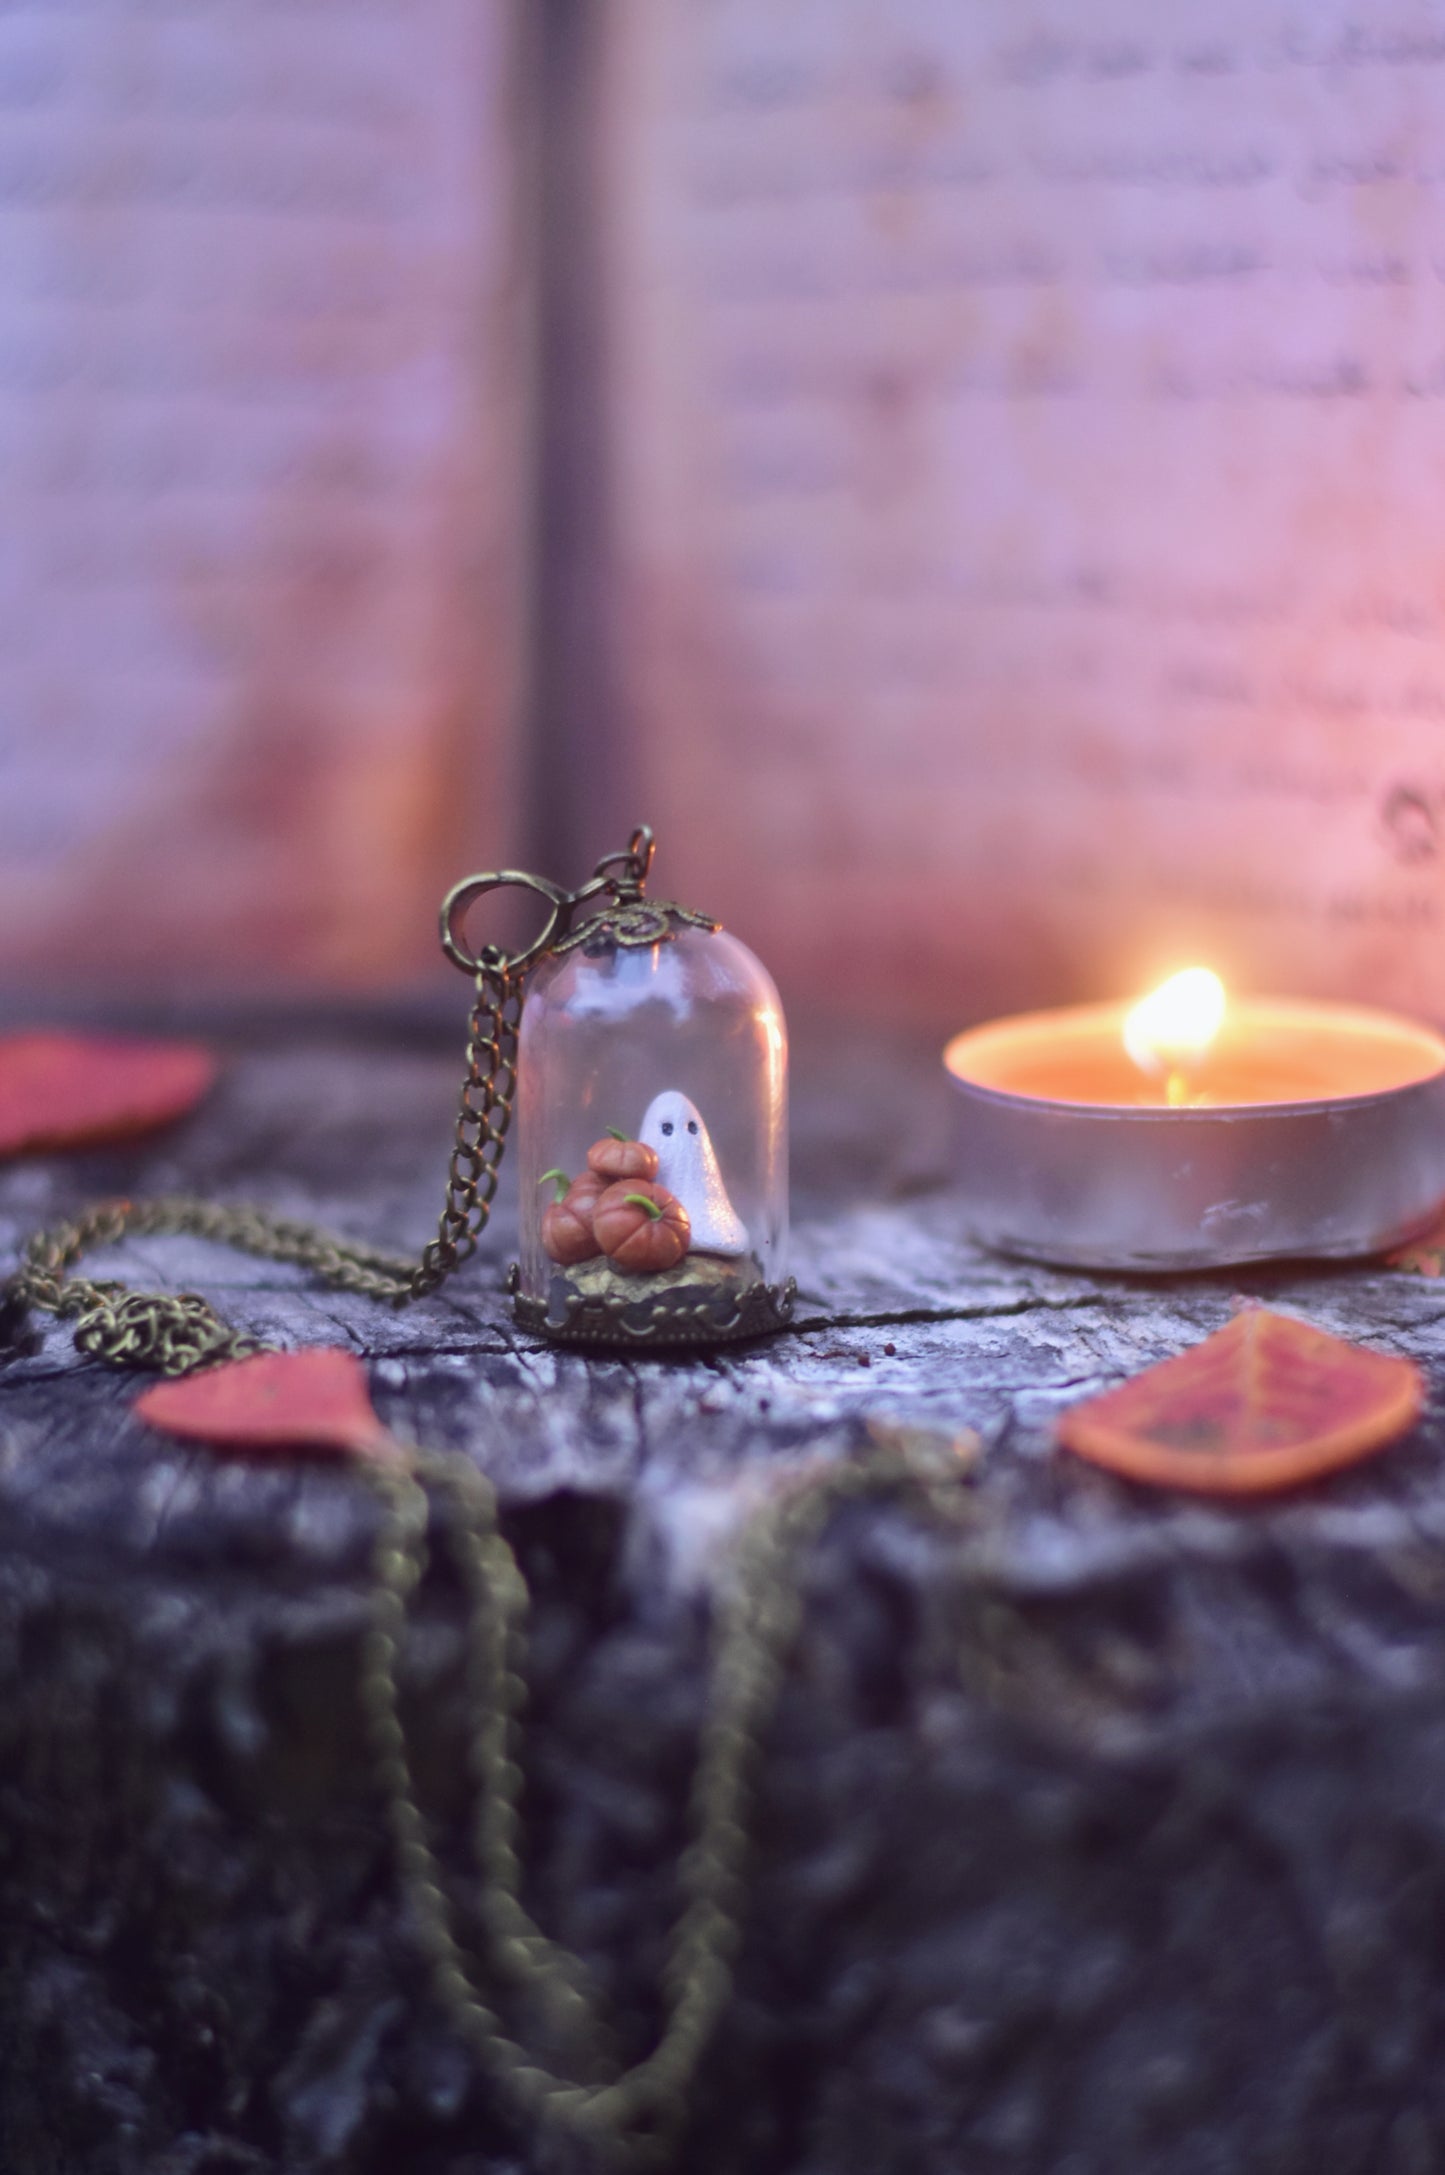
[2,1026,1443,2173]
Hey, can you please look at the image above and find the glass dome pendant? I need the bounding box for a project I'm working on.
[441,827,793,1347]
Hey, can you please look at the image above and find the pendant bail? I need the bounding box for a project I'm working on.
[591,823,655,902]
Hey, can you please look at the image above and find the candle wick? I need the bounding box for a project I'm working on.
[1165,1071,1191,1108]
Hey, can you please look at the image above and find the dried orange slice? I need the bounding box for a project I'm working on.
[1057,1308,1423,1494]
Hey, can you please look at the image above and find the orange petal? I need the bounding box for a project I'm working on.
[1057,1308,1423,1495]
[136,1349,394,1460]
[1386,1213,1445,1276]
[0,1034,216,1158]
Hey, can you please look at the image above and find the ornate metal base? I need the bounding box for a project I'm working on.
[508,1264,797,1348]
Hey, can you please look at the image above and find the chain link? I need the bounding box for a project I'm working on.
[358,1431,976,2165]
[409,964,521,1299]
[4,964,521,1371]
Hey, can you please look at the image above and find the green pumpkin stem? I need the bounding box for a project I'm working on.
[623,1192,665,1220]
[605,1125,628,1142]
[538,1167,571,1202]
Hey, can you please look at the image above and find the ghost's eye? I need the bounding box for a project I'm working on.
[687,1120,699,1134]
[661,1121,674,1136]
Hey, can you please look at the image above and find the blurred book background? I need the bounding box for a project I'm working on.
[5,0,1445,1029]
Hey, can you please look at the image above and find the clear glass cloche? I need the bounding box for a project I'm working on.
[510,875,790,1347]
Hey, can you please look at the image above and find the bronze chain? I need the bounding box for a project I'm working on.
[358,1427,978,2166]
[1,829,678,1372]
[0,823,946,2162]
[5,961,524,1374]
[410,961,522,1299]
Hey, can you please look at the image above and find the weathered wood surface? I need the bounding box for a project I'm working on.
[3,1025,1445,2174]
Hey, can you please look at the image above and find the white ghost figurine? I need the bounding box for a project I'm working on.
[639,1090,749,1258]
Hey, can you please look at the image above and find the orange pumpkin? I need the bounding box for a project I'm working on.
[593,1180,690,1273]
[587,1135,660,1183]
[540,1170,606,1265]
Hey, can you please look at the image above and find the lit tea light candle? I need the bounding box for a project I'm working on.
[944,975,1445,1270]
[1122,966,1226,1105]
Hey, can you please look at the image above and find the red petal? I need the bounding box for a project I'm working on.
[136,1349,393,1460]
[1057,1308,1423,1495]
[0,1034,216,1158]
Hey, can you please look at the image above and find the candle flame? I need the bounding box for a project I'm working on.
[1123,968,1227,1104]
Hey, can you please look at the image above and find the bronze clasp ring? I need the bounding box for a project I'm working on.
[439,827,655,975]
[439,870,572,976]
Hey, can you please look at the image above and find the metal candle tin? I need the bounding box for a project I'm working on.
[944,999,1445,1272]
